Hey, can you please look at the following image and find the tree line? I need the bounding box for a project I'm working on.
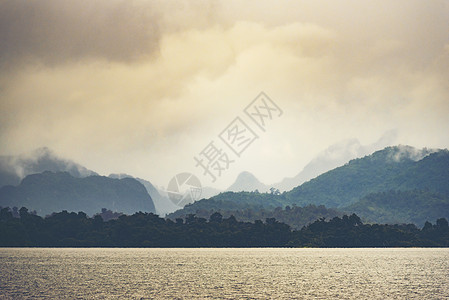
[0,207,448,247]
[168,204,343,230]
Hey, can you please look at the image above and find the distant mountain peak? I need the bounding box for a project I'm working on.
[236,171,258,180]
[227,171,269,192]
[273,134,399,192]
[285,144,449,208]
[168,144,449,227]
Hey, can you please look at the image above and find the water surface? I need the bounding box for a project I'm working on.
[1,248,448,299]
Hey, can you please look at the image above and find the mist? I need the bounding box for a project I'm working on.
[1,0,448,189]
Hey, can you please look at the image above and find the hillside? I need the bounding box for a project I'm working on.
[273,137,399,192]
[285,146,448,207]
[0,171,155,216]
[169,146,449,225]
[109,173,178,216]
[345,190,449,226]
[0,147,97,187]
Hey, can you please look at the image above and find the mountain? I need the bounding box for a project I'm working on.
[109,173,178,216]
[274,133,401,192]
[108,173,222,216]
[285,145,446,207]
[0,147,97,187]
[171,191,285,213]
[344,190,449,226]
[199,186,222,199]
[271,130,414,192]
[274,139,367,191]
[222,134,401,194]
[226,171,269,193]
[0,171,155,216]
[169,145,449,225]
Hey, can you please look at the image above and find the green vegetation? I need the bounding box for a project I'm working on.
[0,207,291,247]
[170,189,449,229]
[290,214,449,247]
[1,146,448,236]
[170,147,449,226]
[285,148,449,207]
[344,190,449,226]
[169,203,343,230]
[175,191,286,211]
[1,207,448,247]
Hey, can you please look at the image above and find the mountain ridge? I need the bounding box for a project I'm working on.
[169,145,449,226]
[285,146,447,207]
[226,171,269,193]
[0,147,97,188]
[0,171,155,216]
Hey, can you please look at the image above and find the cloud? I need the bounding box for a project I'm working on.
[0,0,448,188]
[0,0,222,69]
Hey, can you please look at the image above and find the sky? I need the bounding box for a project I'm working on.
[1,0,448,189]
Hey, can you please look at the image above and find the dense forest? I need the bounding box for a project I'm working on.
[169,149,449,226]
[286,148,449,207]
[1,207,448,247]
[169,189,449,228]
[168,203,343,230]
[345,189,449,226]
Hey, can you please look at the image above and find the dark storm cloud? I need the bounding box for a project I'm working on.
[0,0,160,67]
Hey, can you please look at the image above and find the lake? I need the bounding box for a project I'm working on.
[1,248,448,299]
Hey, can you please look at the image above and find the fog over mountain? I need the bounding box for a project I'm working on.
[0,147,223,216]
[169,145,449,226]
[227,132,403,193]
[0,171,155,216]
[273,134,436,192]
[1,0,448,189]
[0,147,97,187]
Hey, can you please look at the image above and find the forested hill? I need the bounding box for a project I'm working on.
[345,190,449,226]
[0,171,155,216]
[168,146,449,226]
[285,146,449,207]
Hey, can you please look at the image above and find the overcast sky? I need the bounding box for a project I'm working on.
[1,0,448,189]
